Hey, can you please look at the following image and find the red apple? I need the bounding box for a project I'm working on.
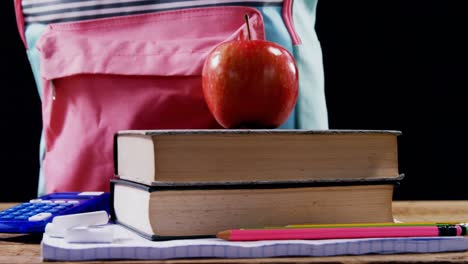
[202,39,299,129]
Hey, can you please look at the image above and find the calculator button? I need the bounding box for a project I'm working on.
[28,212,52,221]
[1,215,14,219]
[53,200,66,203]
[29,199,42,203]
[14,216,29,220]
[67,201,80,204]
[40,200,53,204]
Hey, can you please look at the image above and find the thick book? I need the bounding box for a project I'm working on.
[114,129,401,185]
[110,177,403,240]
[41,224,468,261]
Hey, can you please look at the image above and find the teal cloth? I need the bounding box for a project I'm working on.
[293,0,328,129]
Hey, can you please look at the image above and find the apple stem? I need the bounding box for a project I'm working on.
[244,14,252,40]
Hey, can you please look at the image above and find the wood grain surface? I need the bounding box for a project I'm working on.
[1,201,468,263]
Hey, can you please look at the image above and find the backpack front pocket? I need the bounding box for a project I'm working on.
[36,6,265,193]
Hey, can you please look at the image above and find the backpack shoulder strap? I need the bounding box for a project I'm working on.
[14,0,27,48]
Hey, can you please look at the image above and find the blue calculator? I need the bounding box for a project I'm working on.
[0,192,110,233]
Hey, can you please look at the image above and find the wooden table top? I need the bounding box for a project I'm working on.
[1,201,468,263]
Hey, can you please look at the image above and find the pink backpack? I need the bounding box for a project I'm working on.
[14,1,328,194]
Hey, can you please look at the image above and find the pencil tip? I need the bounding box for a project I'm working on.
[217,230,231,240]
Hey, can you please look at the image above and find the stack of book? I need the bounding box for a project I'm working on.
[111,129,403,240]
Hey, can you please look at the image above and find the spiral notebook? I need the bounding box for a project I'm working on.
[41,224,468,261]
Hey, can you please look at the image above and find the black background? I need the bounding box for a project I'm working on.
[0,1,467,201]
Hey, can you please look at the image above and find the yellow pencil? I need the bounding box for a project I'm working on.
[248,221,468,230]
[285,221,468,228]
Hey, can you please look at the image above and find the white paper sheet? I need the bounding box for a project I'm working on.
[42,224,468,261]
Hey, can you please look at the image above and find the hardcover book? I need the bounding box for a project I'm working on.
[111,177,403,240]
[114,129,401,185]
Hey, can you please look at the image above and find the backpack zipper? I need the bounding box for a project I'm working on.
[282,0,302,45]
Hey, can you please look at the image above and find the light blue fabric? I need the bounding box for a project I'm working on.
[21,2,328,195]
[25,24,47,196]
[292,0,328,129]
[25,24,46,99]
